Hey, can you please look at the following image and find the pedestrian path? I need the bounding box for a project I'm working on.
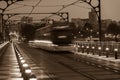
[16,44,57,80]
[20,51,56,80]
[0,43,23,80]
[74,51,120,70]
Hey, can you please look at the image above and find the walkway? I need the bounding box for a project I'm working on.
[0,43,23,80]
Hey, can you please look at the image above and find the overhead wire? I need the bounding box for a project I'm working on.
[73,4,91,9]
[3,0,90,22]
[56,0,82,12]
[15,3,62,7]
[15,3,32,7]
[5,5,26,11]
[46,0,84,19]
[28,0,42,16]
[4,0,84,12]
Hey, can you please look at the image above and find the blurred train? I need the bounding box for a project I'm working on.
[28,21,76,52]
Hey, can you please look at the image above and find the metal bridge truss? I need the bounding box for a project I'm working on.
[0,0,101,41]
[3,12,69,23]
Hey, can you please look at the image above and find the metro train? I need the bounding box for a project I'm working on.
[28,21,76,52]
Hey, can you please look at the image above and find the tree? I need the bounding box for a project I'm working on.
[33,23,46,30]
[81,22,93,38]
[20,23,35,42]
[107,22,120,42]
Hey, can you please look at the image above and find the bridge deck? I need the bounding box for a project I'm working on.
[0,43,23,80]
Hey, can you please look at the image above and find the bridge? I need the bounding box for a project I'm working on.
[0,0,120,80]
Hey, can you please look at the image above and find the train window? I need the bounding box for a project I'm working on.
[53,26,69,29]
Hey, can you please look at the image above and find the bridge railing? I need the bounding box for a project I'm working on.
[73,41,120,59]
[0,42,9,49]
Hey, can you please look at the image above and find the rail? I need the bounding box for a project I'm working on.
[73,41,120,59]
[12,43,37,80]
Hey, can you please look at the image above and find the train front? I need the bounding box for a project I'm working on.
[50,22,76,51]
[30,22,76,52]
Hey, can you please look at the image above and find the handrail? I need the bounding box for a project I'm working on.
[0,41,9,49]
[73,41,120,59]
[13,43,37,80]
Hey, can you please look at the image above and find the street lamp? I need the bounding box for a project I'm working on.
[92,46,95,55]
[98,46,101,56]
[29,74,37,80]
[25,68,31,74]
[105,47,109,58]
[23,63,29,68]
[114,48,118,59]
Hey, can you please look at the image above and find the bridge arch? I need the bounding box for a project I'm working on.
[0,0,101,41]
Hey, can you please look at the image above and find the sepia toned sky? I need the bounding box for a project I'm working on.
[0,0,120,21]
[101,0,120,21]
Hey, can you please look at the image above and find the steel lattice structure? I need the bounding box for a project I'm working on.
[0,0,101,41]
[0,0,23,41]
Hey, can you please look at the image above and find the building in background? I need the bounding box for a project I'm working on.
[71,18,83,28]
[89,9,98,31]
[71,9,98,30]
[21,16,33,23]
[101,19,112,32]
[71,9,115,41]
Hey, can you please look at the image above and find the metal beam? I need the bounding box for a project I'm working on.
[80,0,101,41]
[0,0,23,41]
[3,12,69,22]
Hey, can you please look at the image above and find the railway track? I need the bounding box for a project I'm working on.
[16,43,120,80]
[55,53,120,80]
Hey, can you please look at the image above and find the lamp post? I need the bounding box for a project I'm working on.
[92,46,95,55]
[105,47,109,58]
[98,46,102,56]
[86,45,89,54]
[114,48,118,59]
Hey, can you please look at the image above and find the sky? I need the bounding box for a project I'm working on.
[0,0,120,21]
[101,0,120,21]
